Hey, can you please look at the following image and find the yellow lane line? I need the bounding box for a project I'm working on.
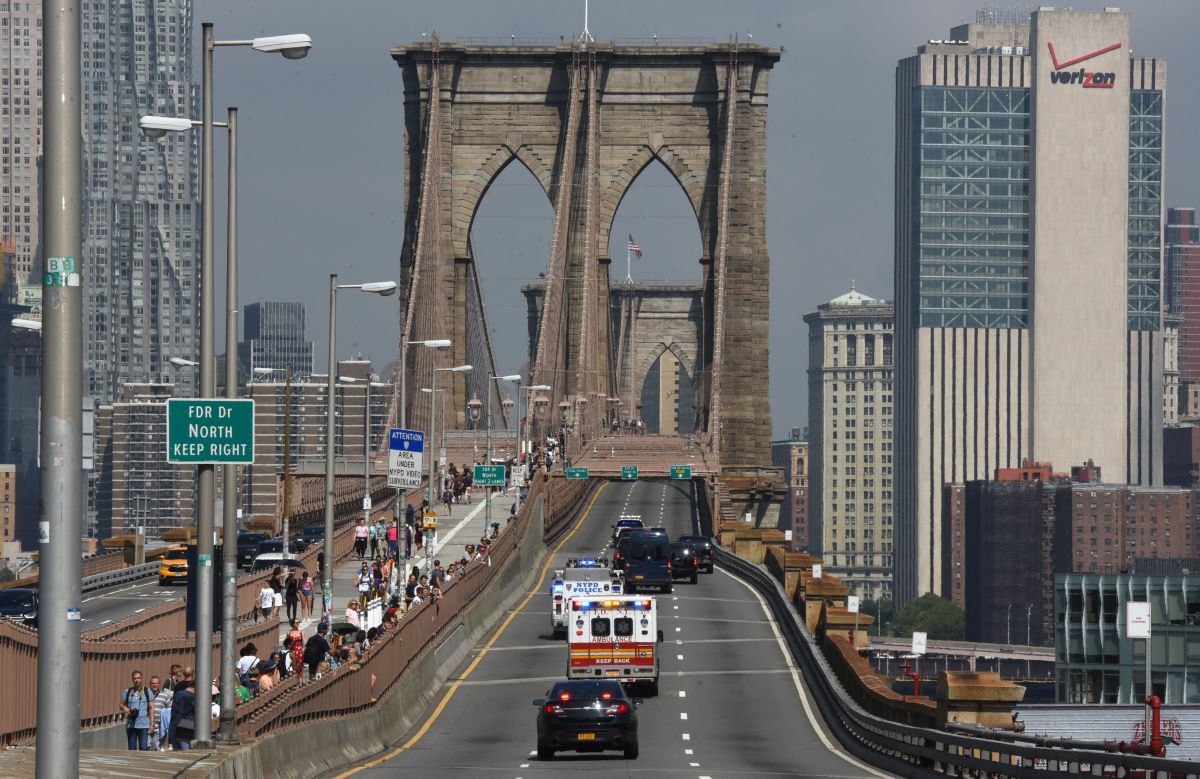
[333,482,609,777]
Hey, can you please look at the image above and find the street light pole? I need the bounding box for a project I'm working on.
[217,106,240,743]
[36,0,83,771]
[323,278,398,624]
[363,375,373,536]
[323,274,338,626]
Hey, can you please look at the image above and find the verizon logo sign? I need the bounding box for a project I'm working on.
[1047,41,1120,88]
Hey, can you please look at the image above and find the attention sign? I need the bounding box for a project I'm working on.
[388,428,425,489]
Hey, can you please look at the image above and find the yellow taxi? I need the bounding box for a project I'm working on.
[158,545,189,586]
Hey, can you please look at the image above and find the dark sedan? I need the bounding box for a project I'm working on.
[297,525,324,546]
[236,532,269,570]
[0,588,37,626]
[670,541,699,584]
[677,535,715,573]
[534,679,639,760]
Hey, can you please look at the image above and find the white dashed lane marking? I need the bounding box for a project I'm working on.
[682,733,691,741]
[678,691,686,698]
[680,712,688,720]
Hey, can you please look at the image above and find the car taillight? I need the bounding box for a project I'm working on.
[544,704,564,714]
[605,703,629,715]
[667,560,672,571]
[601,691,612,700]
[559,692,571,702]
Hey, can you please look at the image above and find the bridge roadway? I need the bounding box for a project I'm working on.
[329,479,883,779]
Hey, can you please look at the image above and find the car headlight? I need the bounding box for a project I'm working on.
[24,612,36,620]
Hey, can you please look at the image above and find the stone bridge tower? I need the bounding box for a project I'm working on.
[391,38,780,479]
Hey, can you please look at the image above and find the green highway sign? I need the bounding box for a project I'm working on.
[473,464,506,487]
[621,465,639,481]
[167,399,255,464]
[670,465,692,480]
[566,467,589,479]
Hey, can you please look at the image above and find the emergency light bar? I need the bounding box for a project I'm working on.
[572,598,653,610]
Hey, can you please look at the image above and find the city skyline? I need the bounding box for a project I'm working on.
[190,1,1200,436]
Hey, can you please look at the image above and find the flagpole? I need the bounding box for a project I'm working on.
[626,242,632,284]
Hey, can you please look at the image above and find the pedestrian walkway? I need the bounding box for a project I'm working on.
[280,486,517,646]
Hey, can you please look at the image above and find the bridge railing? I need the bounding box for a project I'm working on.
[715,545,1200,778]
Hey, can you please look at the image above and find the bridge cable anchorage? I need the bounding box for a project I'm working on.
[532,47,583,439]
[708,36,737,462]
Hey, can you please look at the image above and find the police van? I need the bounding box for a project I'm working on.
[566,595,662,695]
[550,558,623,636]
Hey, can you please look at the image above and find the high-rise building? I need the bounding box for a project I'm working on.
[0,1,43,298]
[1164,312,1181,425]
[82,0,200,404]
[804,286,894,601]
[239,301,315,379]
[1167,208,1200,397]
[243,360,390,521]
[771,429,809,551]
[0,464,15,547]
[895,8,1166,606]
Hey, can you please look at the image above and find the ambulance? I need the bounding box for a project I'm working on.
[566,595,662,695]
[550,558,623,637]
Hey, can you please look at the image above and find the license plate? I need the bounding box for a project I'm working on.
[577,733,596,741]
[634,575,644,580]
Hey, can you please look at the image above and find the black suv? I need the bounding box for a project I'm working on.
[618,531,672,594]
[534,679,639,760]
[297,524,324,546]
[670,541,699,584]
[236,532,269,570]
[0,588,37,626]
[677,535,715,574]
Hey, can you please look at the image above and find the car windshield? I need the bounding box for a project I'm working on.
[627,538,669,561]
[680,536,710,547]
[258,541,284,552]
[164,547,188,559]
[0,591,35,609]
[548,680,626,707]
[238,534,267,546]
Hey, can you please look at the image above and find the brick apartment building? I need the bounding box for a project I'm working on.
[945,461,1197,646]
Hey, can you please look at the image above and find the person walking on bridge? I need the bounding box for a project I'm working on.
[354,519,369,560]
[120,670,152,750]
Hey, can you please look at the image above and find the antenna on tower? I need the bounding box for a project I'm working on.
[579,0,595,47]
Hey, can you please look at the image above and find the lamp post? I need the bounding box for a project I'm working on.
[342,374,386,541]
[399,339,451,544]
[488,375,521,524]
[428,364,473,521]
[323,276,397,628]
[186,26,311,747]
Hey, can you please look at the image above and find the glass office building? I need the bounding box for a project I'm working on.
[895,9,1166,606]
[1056,572,1200,704]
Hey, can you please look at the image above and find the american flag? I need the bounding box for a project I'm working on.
[627,234,642,258]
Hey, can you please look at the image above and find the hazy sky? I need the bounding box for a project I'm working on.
[201,1,1200,436]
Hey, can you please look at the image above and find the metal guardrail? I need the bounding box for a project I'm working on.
[79,562,158,594]
[714,547,1200,779]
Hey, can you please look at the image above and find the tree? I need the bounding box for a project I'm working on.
[889,593,965,641]
[0,567,15,584]
[860,598,894,635]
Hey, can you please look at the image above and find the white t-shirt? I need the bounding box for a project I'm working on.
[259,586,275,609]
[236,655,258,676]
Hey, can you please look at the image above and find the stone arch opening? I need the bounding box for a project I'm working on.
[637,341,697,434]
[470,156,555,429]
[606,156,704,284]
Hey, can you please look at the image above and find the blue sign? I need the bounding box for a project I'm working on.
[389,428,425,453]
[388,428,425,489]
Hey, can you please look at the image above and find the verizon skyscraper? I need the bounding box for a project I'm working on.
[894,8,1165,605]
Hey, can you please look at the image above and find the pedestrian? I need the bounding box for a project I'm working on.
[430,559,444,588]
[287,618,305,671]
[236,642,260,684]
[414,521,424,553]
[387,521,398,558]
[368,520,379,558]
[167,668,196,750]
[354,519,369,559]
[355,562,371,608]
[304,623,332,680]
[374,519,387,556]
[257,660,278,693]
[441,485,453,516]
[405,502,415,527]
[120,670,152,751]
[257,581,275,621]
[299,570,314,618]
[146,675,169,751]
[284,572,300,622]
[150,672,174,748]
[346,598,361,627]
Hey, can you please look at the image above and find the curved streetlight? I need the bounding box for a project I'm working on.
[323,277,397,637]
